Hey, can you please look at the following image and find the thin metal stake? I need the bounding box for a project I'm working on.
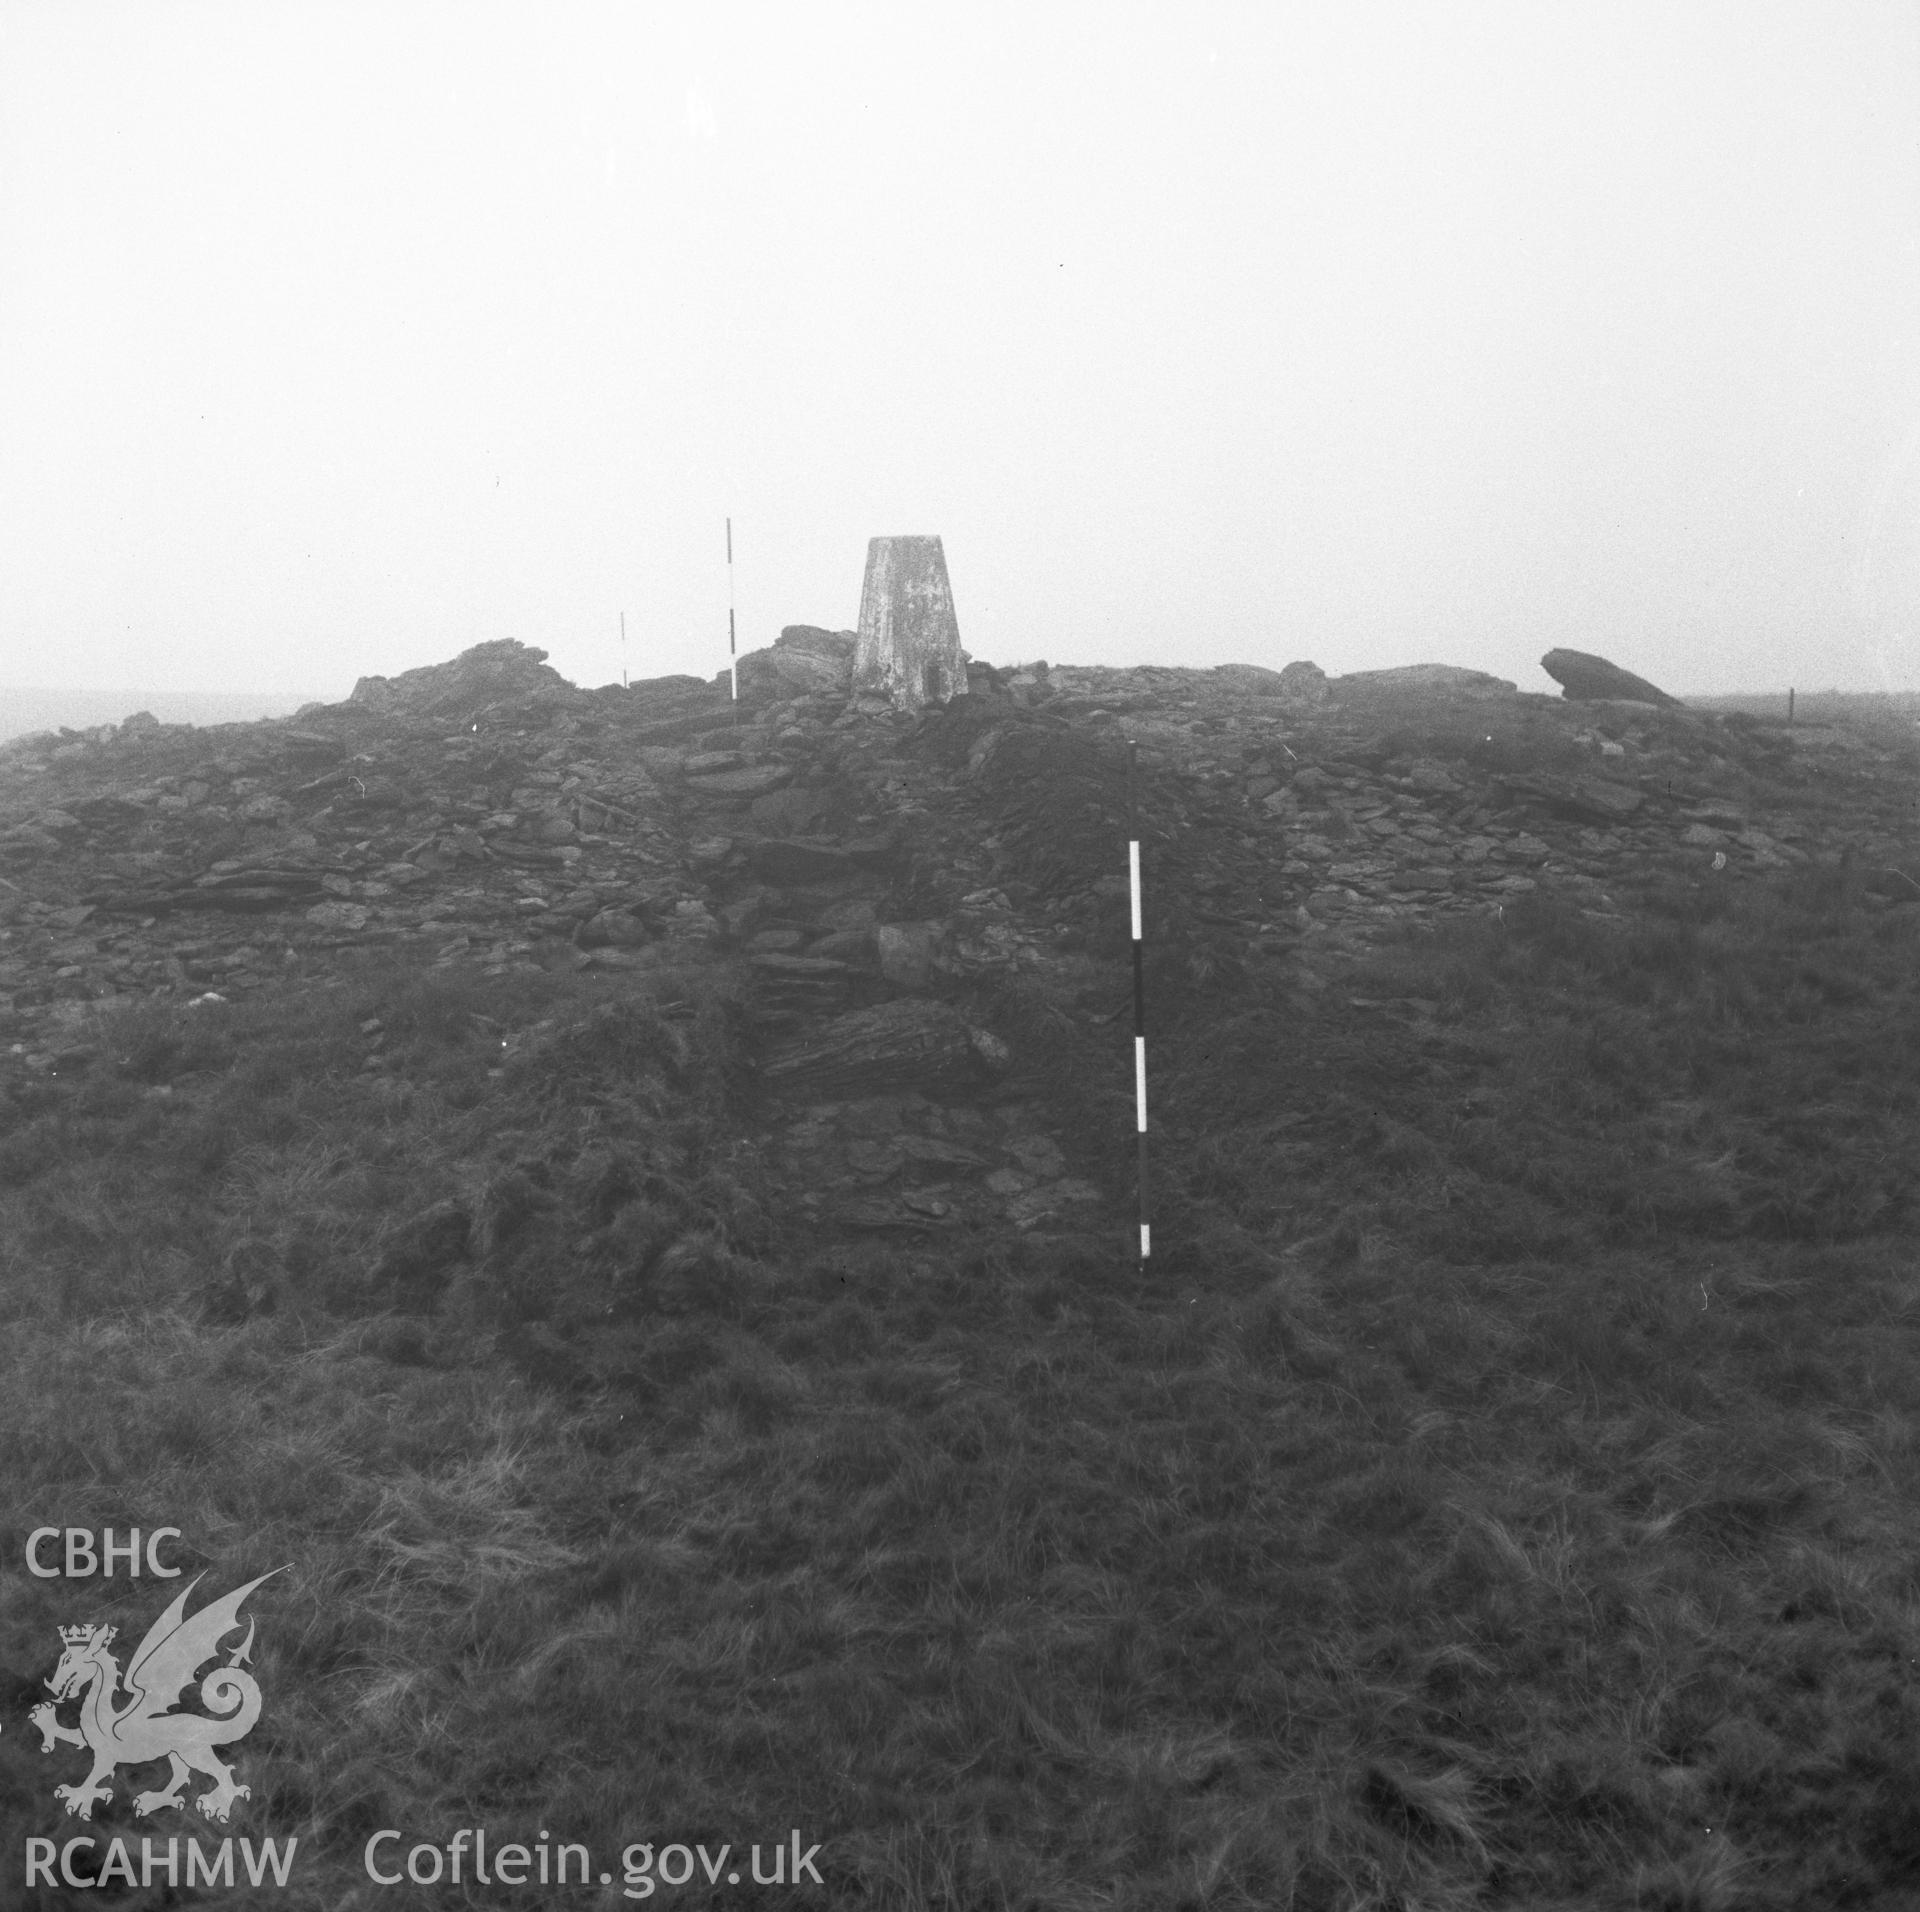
[620,610,628,690]
[726,517,738,722]
[1127,739,1150,1262]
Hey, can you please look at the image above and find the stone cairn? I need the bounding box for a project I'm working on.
[853,536,963,712]
[0,638,1896,1250]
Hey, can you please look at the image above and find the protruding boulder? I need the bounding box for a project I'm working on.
[350,639,578,717]
[1541,649,1682,708]
[1278,661,1331,703]
[748,785,829,833]
[854,536,963,711]
[578,909,650,948]
[778,625,857,667]
[722,627,857,705]
[1211,663,1291,692]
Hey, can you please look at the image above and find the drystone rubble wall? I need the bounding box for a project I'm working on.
[3,638,1916,1242]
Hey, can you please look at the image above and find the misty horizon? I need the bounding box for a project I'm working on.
[6,5,1920,703]
[11,648,1920,752]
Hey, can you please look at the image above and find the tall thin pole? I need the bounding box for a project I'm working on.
[726,517,738,721]
[620,610,627,690]
[1127,740,1150,1262]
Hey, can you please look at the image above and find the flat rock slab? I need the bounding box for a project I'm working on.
[683,763,794,797]
[1566,778,1645,820]
[749,953,856,977]
[750,838,853,884]
[1492,774,1645,823]
[745,954,859,1031]
[747,836,906,883]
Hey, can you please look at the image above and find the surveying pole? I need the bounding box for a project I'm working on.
[1127,740,1150,1262]
[726,518,738,720]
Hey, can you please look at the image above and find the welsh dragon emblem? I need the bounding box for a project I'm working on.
[29,1568,286,1823]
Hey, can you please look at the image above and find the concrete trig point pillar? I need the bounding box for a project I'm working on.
[854,535,962,711]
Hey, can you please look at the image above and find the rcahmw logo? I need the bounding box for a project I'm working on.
[26,1567,288,1826]
[26,1526,184,1577]
[26,1833,298,1893]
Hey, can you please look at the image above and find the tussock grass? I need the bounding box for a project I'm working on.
[5,867,1920,1905]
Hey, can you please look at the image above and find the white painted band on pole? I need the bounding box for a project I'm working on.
[1125,737,1149,1263]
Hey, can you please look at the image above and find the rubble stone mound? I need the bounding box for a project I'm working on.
[1334,664,1519,700]
[0,632,1895,1258]
[1541,648,1682,708]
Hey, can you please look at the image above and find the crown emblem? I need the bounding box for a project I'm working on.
[36,1568,284,1825]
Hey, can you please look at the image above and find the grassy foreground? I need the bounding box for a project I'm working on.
[5,860,1920,1909]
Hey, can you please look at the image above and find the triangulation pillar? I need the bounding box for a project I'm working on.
[853,535,962,711]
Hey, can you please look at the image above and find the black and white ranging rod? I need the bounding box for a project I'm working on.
[620,610,628,690]
[726,517,738,715]
[1127,740,1151,1262]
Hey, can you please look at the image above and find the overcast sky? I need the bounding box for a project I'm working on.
[3,2,1919,707]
